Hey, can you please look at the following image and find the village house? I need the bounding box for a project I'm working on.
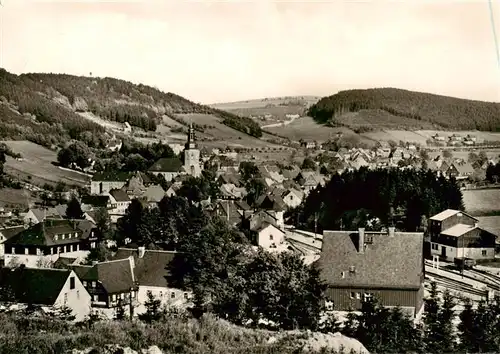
[68,257,138,312]
[0,266,91,321]
[219,183,247,200]
[108,189,131,223]
[212,199,251,226]
[295,171,326,195]
[165,183,182,198]
[3,219,99,268]
[250,222,286,250]
[315,227,425,319]
[142,185,166,207]
[110,247,192,311]
[281,188,304,209]
[90,171,131,195]
[81,195,116,212]
[444,162,474,181]
[0,225,24,257]
[428,209,497,262]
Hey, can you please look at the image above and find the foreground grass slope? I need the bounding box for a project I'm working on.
[309,88,500,131]
[0,314,350,354]
[0,68,262,149]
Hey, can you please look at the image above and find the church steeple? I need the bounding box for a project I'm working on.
[186,123,196,149]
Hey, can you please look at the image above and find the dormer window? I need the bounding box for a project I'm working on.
[54,235,58,241]
[75,232,79,238]
[349,266,356,273]
[61,234,65,240]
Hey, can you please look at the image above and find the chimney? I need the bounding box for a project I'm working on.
[138,246,146,259]
[358,228,365,253]
[388,227,395,237]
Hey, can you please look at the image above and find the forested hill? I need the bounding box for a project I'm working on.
[0,69,261,148]
[308,88,500,131]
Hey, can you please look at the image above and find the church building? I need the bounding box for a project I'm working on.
[182,124,202,177]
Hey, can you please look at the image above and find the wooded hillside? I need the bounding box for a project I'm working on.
[0,69,262,149]
[309,88,500,131]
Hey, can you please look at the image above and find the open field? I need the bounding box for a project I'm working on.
[210,96,321,110]
[210,96,320,126]
[1,141,91,187]
[477,216,500,237]
[463,189,500,216]
[362,130,430,145]
[264,116,375,145]
[178,113,286,149]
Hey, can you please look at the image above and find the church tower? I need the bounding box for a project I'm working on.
[184,123,201,177]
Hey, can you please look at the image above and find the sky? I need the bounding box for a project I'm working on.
[1,0,500,104]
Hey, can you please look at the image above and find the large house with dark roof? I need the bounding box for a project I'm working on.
[315,227,425,318]
[3,219,99,268]
[428,209,497,262]
[110,247,191,310]
[66,257,138,312]
[0,266,91,321]
[148,157,183,182]
[90,171,132,195]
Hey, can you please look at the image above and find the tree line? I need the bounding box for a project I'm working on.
[309,87,500,131]
[288,167,464,232]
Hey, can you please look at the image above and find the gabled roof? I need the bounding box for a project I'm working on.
[451,162,474,175]
[110,248,181,288]
[441,224,477,237]
[0,267,71,305]
[109,189,130,202]
[92,171,132,182]
[5,219,95,247]
[430,209,478,222]
[70,258,136,294]
[315,230,424,289]
[144,185,165,203]
[148,158,183,173]
[0,225,25,241]
[53,256,78,269]
[27,207,63,222]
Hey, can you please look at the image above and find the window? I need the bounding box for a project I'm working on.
[61,234,65,240]
[77,290,80,299]
[24,248,29,255]
[350,292,356,299]
[93,295,98,302]
[364,293,374,301]
[54,235,58,241]
[70,277,75,290]
[83,281,87,287]
[269,234,273,241]
[112,294,116,302]
[341,272,346,279]
[184,292,189,300]
[482,250,487,256]
[349,266,356,273]
[171,292,176,299]
[64,293,68,304]
[92,281,96,288]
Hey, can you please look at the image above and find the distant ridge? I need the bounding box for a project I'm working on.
[309,88,500,131]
